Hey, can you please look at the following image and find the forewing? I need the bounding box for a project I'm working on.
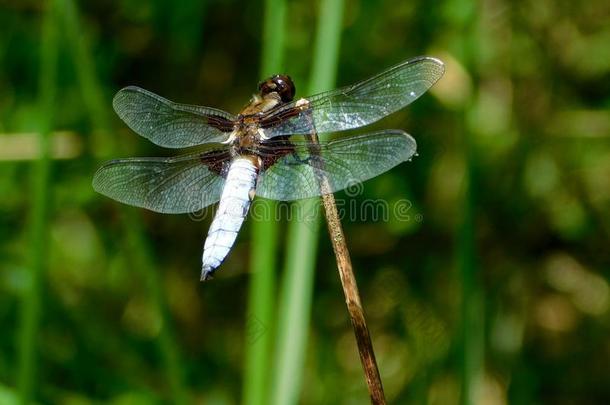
[113,86,236,148]
[261,57,444,137]
[255,130,416,201]
[93,148,230,213]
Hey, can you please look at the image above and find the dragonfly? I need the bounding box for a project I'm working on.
[93,56,445,281]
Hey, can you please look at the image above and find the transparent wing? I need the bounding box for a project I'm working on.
[113,86,236,148]
[92,148,231,213]
[261,57,444,138]
[255,130,416,201]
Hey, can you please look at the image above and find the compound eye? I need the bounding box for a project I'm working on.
[273,75,295,102]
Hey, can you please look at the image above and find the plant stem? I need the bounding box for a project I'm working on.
[244,213,278,405]
[270,0,344,404]
[270,198,319,405]
[307,131,386,404]
[444,4,484,403]
[308,0,344,93]
[56,0,114,156]
[243,1,286,404]
[260,0,286,77]
[17,1,58,402]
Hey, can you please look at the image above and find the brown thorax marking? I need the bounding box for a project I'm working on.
[227,90,284,161]
[240,92,282,116]
[224,75,300,172]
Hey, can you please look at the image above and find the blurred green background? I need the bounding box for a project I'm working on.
[2,0,610,404]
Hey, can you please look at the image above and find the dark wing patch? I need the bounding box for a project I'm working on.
[113,86,236,148]
[93,146,231,213]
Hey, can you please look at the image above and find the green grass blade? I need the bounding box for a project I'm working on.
[243,0,286,403]
[442,3,485,403]
[57,0,113,156]
[243,212,279,405]
[58,0,187,402]
[17,1,58,402]
[458,132,484,405]
[270,201,320,405]
[260,0,286,77]
[268,92,311,405]
[270,1,345,404]
[307,0,344,94]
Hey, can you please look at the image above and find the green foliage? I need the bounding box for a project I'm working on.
[243,0,285,404]
[1,0,610,404]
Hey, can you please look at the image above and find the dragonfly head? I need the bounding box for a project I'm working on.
[258,74,295,103]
